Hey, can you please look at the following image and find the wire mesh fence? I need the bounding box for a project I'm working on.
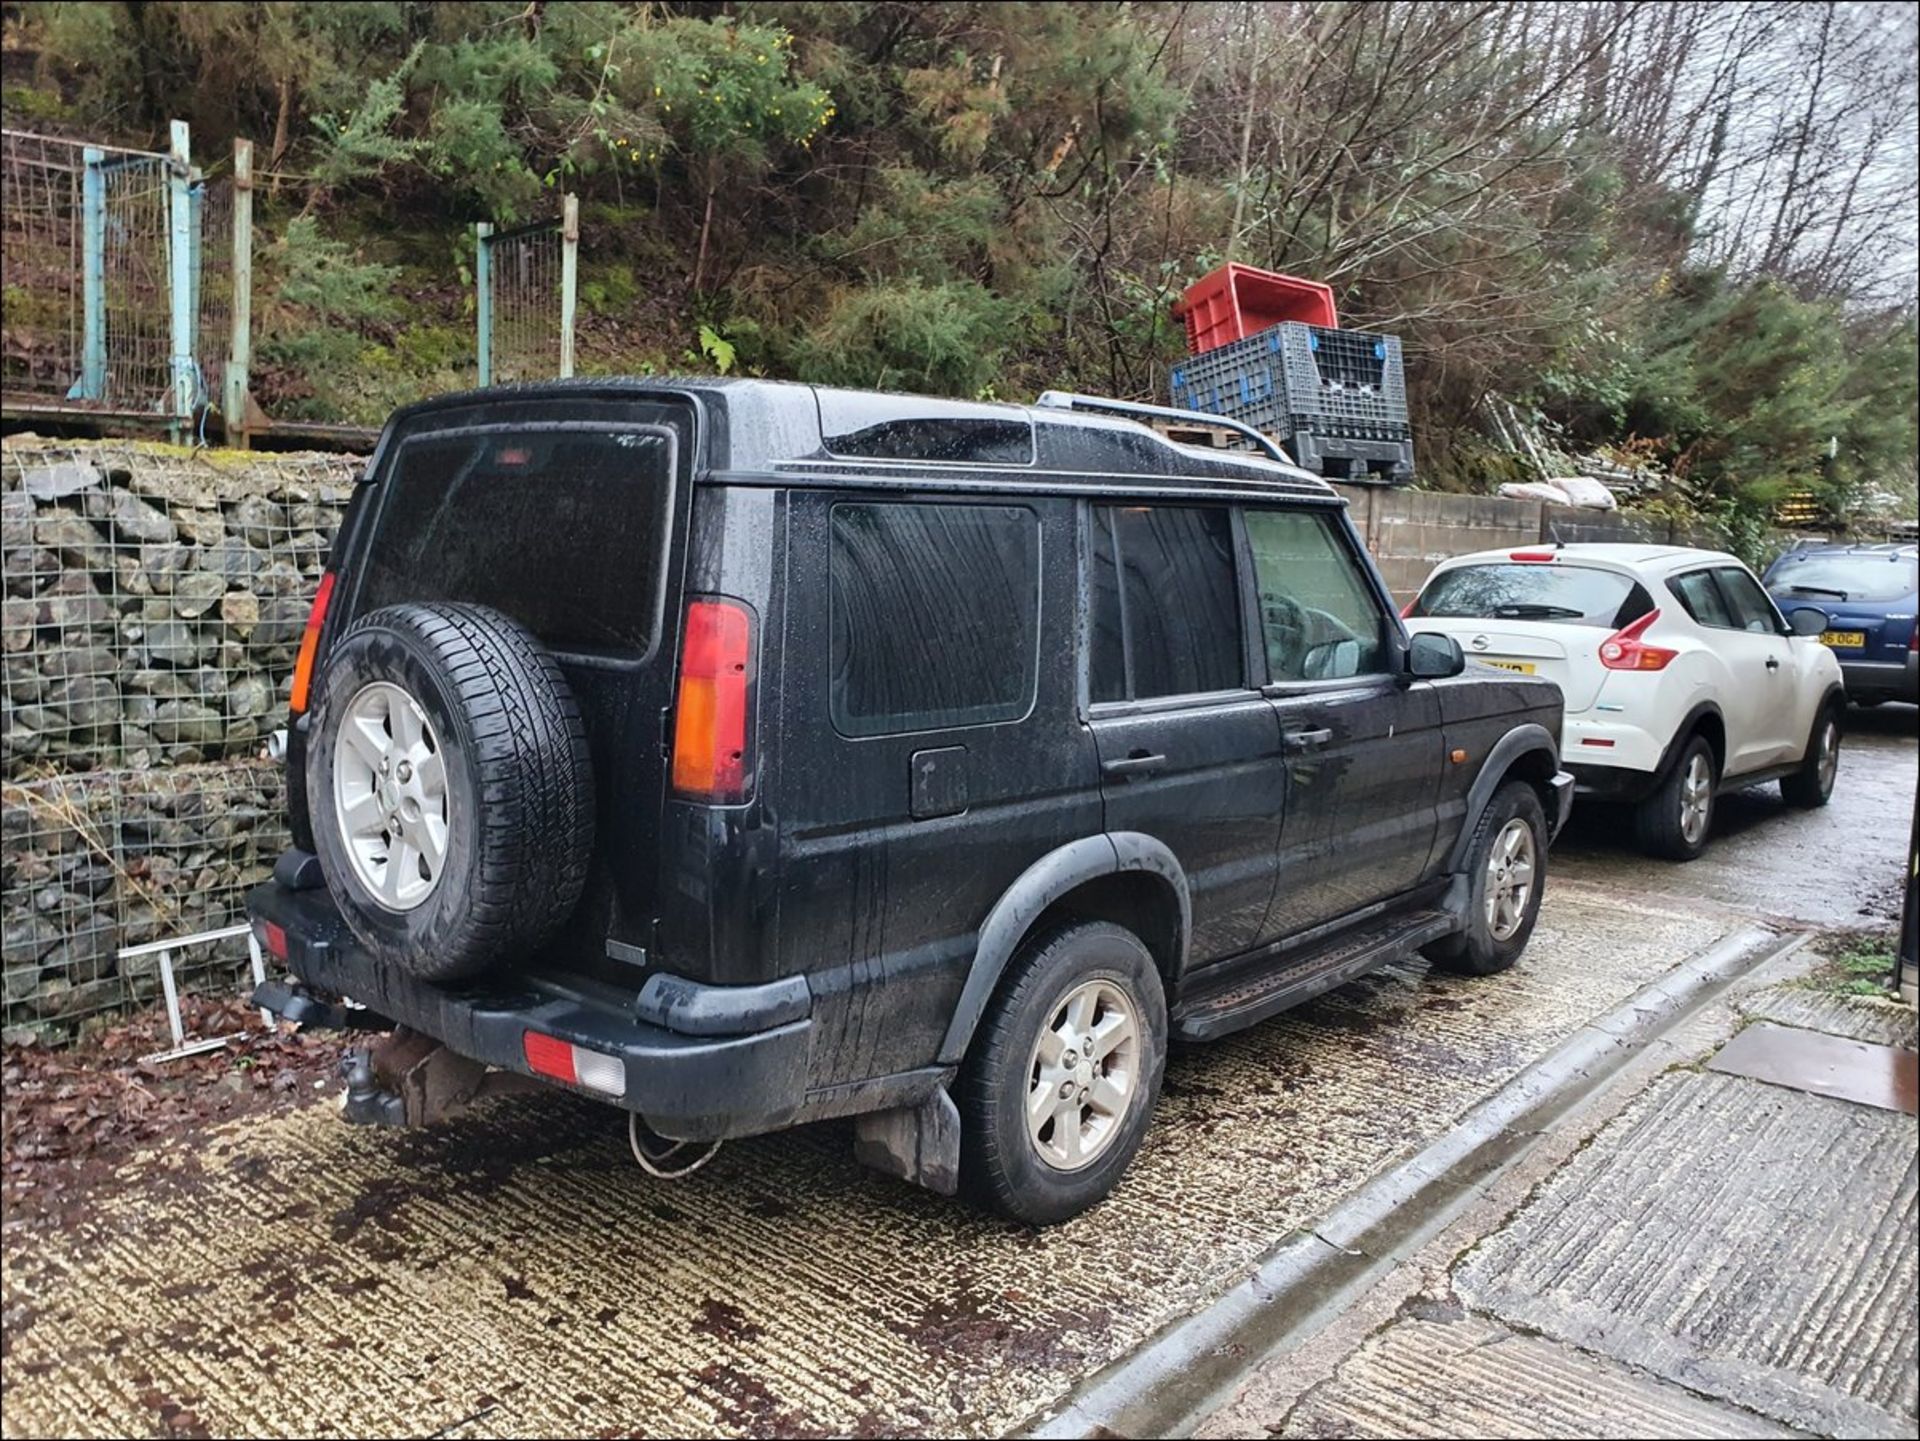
[96,151,175,413]
[193,176,234,427]
[2,131,89,405]
[3,434,361,1039]
[2,128,236,428]
[481,219,565,385]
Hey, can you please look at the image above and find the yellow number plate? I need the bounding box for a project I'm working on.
[1820,631,1865,649]
[1481,659,1536,674]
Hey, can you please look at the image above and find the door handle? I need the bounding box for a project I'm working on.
[1765,656,1780,671]
[1284,727,1334,753]
[1102,751,1166,778]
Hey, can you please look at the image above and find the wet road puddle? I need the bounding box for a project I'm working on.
[1710,1022,1919,1115]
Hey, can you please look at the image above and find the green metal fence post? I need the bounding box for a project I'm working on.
[559,194,579,379]
[475,222,494,387]
[75,147,106,401]
[226,138,254,448]
[166,119,196,443]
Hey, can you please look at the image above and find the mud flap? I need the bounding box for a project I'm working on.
[852,1088,962,1196]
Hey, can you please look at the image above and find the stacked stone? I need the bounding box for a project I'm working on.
[1,436,359,1040]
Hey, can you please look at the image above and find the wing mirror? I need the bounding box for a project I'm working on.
[1407,631,1466,678]
[1786,606,1828,637]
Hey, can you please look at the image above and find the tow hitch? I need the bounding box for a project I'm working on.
[338,1027,545,1128]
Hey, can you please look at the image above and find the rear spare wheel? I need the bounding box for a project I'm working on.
[306,602,594,981]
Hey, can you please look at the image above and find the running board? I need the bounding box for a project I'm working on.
[1171,909,1459,1043]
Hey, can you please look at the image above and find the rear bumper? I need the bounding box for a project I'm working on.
[1838,654,1919,704]
[245,878,812,1142]
[1559,714,1665,777]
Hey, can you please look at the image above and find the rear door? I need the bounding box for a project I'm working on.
[1246,505,1442,940]
[774,492,1098,1086]
[1084,502,1284,964]
[340,400,694,968]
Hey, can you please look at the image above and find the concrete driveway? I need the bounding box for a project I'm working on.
[2,708,1912,1438]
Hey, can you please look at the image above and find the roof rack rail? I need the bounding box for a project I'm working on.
[1033,390,1294,467]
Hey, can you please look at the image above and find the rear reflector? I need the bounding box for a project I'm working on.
[1580,737,1617,747]
[289,570,337,714]
[671,597,756,802]
[522,1030,625,1097]
[254,919,288,961]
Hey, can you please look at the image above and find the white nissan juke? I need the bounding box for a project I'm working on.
[1404,544,1845,860]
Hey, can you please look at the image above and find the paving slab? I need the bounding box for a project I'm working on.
[1279,1310,1804,1439]
[1457,1069,1919,1439]
[1736,984,1919,1050]
[1708,1022,1917,1114]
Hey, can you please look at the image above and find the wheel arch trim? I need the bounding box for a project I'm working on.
[1444,722,1562,873]
[936,833,1190,1065]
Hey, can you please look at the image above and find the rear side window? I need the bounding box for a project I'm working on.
[829,502,1040,736]
[1089,505,1243,701]
[358,427,673,656]
[1411,563,1653,629]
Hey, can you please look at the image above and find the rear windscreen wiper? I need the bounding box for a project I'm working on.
[1785,584,1848,599]
[1492,604,1586,619]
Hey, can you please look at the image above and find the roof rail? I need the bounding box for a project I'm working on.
[1033,390,1294,467]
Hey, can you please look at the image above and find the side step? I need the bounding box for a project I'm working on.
[1171,909,1458,1043]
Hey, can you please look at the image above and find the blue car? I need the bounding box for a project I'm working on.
[1764,542,1918,706]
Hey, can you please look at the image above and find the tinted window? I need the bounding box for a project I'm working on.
[1714,566,1784,635]
[1668,569,1736,629]
[1767,552,1918,603]
[1245,509,1387,680]
[1088,505,1242,701]
[1412,563,1652,629]
[829,502,1039,736]
[360,428,672,654]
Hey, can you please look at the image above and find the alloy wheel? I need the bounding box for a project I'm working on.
[333,681,450,910]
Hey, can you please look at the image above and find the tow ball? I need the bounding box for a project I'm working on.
[338,1026,543,1128]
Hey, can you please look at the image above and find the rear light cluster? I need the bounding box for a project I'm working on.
[670,597,757,803]
[1599,610,1677,671]
[289,570,337,714]
[523,1030,626,1097]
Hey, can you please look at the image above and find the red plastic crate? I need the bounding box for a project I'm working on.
[1173,264,1338,355]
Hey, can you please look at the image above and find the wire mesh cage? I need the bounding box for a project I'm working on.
[3,435,363,1038]
[3,760,287,1035]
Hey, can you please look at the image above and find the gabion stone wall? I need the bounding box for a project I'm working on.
[2,435,358,1041]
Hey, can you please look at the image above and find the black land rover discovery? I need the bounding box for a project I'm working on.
[248,379,1572,1224]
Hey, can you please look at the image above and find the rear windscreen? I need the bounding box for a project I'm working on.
[357,426,674,656]
[1411,563,1652,628]
[1767,552,1918,603]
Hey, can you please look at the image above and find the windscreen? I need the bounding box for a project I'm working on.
[1768,552,1917,604]
[357,426,674,656]
[1410,563,1652,628]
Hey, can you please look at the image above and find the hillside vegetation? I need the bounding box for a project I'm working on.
[5,1,1916,528]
